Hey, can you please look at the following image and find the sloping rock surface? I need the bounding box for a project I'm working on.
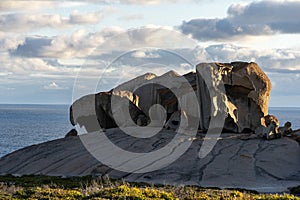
[1,129,299,193]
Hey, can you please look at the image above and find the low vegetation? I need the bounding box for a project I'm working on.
[0,175,299,199]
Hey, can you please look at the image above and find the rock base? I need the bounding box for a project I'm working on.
[1,129,300,193]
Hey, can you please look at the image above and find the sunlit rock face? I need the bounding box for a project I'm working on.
[70,73,156,131]
[196,62,272,132]
[70,90,148,131]
[70,61,272,133]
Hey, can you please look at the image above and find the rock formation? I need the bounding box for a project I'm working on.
[70,90,149,131]
[255,115,280,139]
[279,121,293,136]
[70,62,272,134]
[65,129,78,138]
[196,62,272,132]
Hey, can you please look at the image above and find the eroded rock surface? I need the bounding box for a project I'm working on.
[70,62,272,133]
[0,131,299,193]
[70,90,148,131]
[196,62,272,132]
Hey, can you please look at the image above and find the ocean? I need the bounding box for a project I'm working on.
[0,104,73,158]
[0,104,299,158]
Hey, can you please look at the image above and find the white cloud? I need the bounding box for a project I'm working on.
[118,0,170,5]
[44,82,68,90]
[0,0,191,14]
[70,10,103,24]
[131,50,161,58]
[0,72,12,76]
[0,35,24,50]
[84,0,190,5]
[0,53,77,80]
[195,43,300,74]
[120,13,144,21]
[11,30,105,58]
[0,10,104,32]
[0,1,57,12]
[7,26,300,76]
[11,26,197,59]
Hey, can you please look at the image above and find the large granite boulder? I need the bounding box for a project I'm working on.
[134,71,198,123]
[196,62,272,132]
[70,90,148,131]
[70,61,272,133]
[70,73,157,131]
[70,70,198,132]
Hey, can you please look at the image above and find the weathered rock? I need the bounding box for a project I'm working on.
[70,62,272,134]
[136,114,148,126]
[86,70,197,130]
[1,130,300,193]
[70,73,157,131]
[291,129,300,144]
[133,71,198,129]
[264,115,279,127]
[196,62,272,132]
[65,129,78,138]
[134,71,180,117]
[115,72,157,92]
[165,111,180,130]
[70,90,148,131]
[255,115,282,140]
[279,121,293,137]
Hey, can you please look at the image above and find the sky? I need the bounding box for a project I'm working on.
[1,0,300,107]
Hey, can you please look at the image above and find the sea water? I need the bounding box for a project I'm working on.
[0,104,73,158]
[0,104,299,158]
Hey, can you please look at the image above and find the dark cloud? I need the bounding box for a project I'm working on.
[11,37,52,57]
[180,0,300,40]
[180,18,273,41]
[228,1,300,25]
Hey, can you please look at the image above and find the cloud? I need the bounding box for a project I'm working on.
[11,26,197,59]
[0,10,104,32]
[131,50,161,58]
[117,0,174,5]
[0,0,197,11]
[8,26,300,75]
[0,72,12,76]
[228,1,300,33]
[0,53,77,79]
[120,13,144,21]
[69,10,103,24]
[196,43,300,74]
[12,30,106,58]
[44,82,68,90]
[180,0,300,40]
[181,18,274,40]
[0,1,57,12]
[0,34,24,50]
[10,37,51,57]
[81,0,188,5]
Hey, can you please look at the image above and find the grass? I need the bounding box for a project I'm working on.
[0,175,299,199]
